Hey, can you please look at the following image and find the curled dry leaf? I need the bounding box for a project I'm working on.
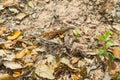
[46,55,57,73]
[12,72,21,78]
[0,73,12,80]
[3,61,22,69]
[35,64,55,79]
[112,47,120,57]
[71,57,79,64]
[7,29,21,40]
[0,26,6,35]
[15,49,30,59]
[60,57,77,70]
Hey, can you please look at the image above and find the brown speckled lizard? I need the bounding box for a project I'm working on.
[39,26,75,39]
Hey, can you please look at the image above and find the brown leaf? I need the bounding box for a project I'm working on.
[7,29,21,40]
[112,47,120,57]
[109,61,120,75]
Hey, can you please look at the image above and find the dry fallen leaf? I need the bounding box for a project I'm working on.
[35,64,55,79]
[0,26,6,35]
[112,47,120,57]
[3,61,22,69]
[13,72,21,78]
[71,74,78,80]
[7,29,21,40]
[109,61,120,75]
[60,57,77,70]
[15,49,30,59]
[71,57,79,64]
[3,0,14,7]
[21,43,27,48]
[15,13,27,20]
[46,55,57,73]
[28,45,37,50]
[0,73,12,80]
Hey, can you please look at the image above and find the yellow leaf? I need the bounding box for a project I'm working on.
[15,49,29,59]
[13,72,20,78]
[26,49,30,55]
[72,74,78,80]
[112,47,120,57]
[7,29,21,40]
[28,45,37,50]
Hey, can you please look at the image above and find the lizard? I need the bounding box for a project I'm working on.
[38,26,75,39]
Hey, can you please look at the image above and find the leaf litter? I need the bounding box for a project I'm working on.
[0,0,120,80]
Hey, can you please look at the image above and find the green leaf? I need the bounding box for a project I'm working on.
[98,35,106,41]
[98,48,105,55]
[107,39,114,43]
[104,30,110,39]
[106,39,114,48]
[98,30,111,41]
[107,53,114,62]
[106,43,111,48]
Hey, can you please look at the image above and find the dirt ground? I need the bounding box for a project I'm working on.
[0,0,120,80]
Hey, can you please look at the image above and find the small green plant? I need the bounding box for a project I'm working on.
[98,30,114,65]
